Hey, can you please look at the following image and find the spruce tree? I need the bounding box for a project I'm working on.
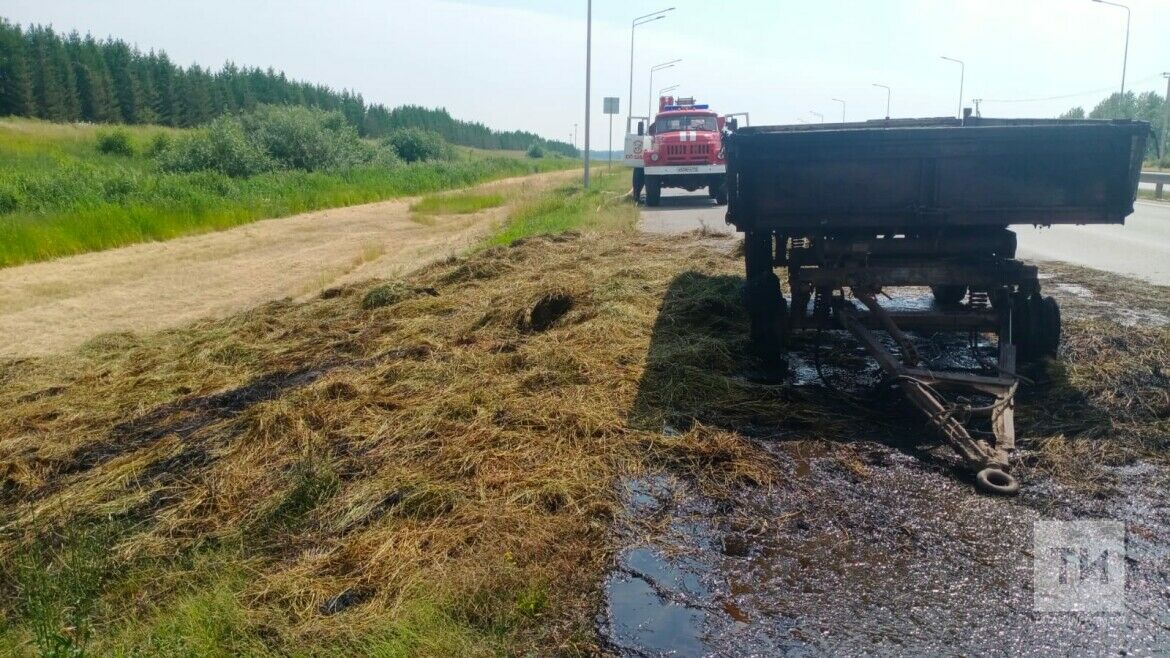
[0,20,35,116]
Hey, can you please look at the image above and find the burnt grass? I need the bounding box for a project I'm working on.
[0,231,1167,655]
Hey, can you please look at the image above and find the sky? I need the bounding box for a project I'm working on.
[3,0,1168,149]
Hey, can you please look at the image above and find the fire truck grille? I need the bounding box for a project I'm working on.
[664,143,710,161]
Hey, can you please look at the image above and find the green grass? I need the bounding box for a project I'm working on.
[482,169,634,247]
[4,523,115,658]
[0,118,577,268]
[410,191,505,215]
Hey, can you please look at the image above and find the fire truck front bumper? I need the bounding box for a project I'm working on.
[644,164,726,176]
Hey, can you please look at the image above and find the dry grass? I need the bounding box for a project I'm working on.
[0,230,774,656]
[1011,262,1170,488]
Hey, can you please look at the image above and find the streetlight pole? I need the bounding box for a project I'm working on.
[628,8,674,130]
[584,0,591,188]
[649,59,681,120]
[1162,73,1170,162]
[941,56,965,118]
[873,84,891,119]
[810,111,824,123]
[832,98,846,123]
[659,84,679,97]
[1092,0,1130,100]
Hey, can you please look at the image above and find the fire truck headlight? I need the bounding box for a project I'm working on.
[650,152,659,162]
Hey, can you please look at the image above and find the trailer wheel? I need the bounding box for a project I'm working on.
[1039,296,1061,357]
[931,284,967,306]
[632,168,645,202]
[646,177,662,206]
[1011,293,1044,363]
[742,232,788,371]
[745,271,788,369]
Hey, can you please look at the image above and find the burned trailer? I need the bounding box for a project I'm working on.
[724,116,1149,494]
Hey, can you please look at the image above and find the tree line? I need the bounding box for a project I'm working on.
[0,19,577,156]
[1060,90,1166,161]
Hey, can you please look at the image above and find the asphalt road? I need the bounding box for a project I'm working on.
[1015,200,1170,285]
[639,191,1170,286]
[637,189,733,236]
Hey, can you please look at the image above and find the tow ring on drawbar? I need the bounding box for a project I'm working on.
[975,468,1020,496]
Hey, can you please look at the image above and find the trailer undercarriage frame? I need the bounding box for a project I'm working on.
[743,229,1062,495]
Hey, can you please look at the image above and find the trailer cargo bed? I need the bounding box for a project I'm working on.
[725,117,1149,230]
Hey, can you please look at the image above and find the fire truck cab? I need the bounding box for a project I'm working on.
[623,96,747,207]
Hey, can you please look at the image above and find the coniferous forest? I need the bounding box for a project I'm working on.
[0,19,578,156]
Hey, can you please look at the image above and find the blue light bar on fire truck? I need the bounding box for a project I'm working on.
[661,104,709,111]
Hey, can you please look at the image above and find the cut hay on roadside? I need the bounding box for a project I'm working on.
[0,230,1166,655]
[0,232,772,656]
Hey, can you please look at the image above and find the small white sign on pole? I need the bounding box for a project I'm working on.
[603,97,620,168]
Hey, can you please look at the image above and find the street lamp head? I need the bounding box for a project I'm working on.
[634,7,675,25]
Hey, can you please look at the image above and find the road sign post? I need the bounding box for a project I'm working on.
[584,0,592,189]
[603,97,620,169]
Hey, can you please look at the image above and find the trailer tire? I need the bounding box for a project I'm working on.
[1011,293,1045,363]
[931,284,967,306]
[632,168,645,202]
[714,181,728,206]
[1039,296,1061,358]
[745,271,789,370]
[742,232,788,371]
[646,177,662,207]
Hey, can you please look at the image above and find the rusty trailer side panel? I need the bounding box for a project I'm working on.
[725,117,1150,230]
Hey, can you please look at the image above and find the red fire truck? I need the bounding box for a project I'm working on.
[625,96,748,207]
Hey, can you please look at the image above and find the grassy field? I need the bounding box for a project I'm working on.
[0,118,578,268]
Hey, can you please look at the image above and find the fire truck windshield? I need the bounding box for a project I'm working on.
[654,115,718,133]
